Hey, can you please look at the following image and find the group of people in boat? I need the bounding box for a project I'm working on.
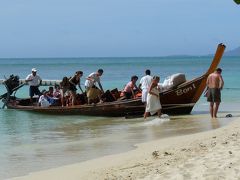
[25,68,162,118]
[26,68,104,105]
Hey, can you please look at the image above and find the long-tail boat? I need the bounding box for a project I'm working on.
[0,43,225,117]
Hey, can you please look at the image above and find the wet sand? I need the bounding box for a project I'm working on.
[11,115,240,180]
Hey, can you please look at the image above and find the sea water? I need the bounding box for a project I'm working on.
[0,56,240,179]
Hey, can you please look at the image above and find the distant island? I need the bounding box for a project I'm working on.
[224,46,240,56]
[167,46,240,57]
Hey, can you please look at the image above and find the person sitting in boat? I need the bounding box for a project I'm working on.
[144,76,162,119]
[123,75,140,99]
[69,71,83,106]
[47,86,54,97]
[85,69,104,104]
[47,86,61,105]
[60,76,71,107]
[38,89,51,107]
[53,84,61,98]
[25,68,42,103]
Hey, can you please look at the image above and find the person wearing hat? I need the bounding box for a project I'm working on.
[26,68,42,103]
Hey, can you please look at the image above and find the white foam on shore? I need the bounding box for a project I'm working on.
[143,114,170,126]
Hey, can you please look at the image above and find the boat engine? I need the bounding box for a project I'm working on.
[0,75,24,108]
[3,75,20,94]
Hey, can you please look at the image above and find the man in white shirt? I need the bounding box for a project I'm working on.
[85,69,104,92]
[85,69,104,104]
[26,68,42,103]
[139,69,152,103]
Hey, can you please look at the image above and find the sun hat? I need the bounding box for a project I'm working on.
[32,68,37,72]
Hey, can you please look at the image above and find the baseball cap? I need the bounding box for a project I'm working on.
[32,68,37,72]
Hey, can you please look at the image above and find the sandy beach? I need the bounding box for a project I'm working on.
[10,116,240,180]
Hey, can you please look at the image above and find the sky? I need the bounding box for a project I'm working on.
[0,0,239,58]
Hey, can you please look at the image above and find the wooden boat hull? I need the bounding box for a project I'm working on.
[6,98,194,117]
[5,74,205,116]
[160,75,206,115]
[6,98,145,117]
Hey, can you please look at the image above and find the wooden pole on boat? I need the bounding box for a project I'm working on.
[0,79,61,86]
[206,43,226,75]
[192,43,226,102]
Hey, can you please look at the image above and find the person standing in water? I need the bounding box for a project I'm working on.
[206,68,224,118]
[144,76,162,119]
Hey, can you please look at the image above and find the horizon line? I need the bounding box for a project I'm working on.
[0,55,221,59]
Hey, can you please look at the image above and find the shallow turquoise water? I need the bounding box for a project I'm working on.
[0,56,240,179]
[0,56,239,99]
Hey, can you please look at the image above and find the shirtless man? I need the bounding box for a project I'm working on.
[206,68,224,118]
